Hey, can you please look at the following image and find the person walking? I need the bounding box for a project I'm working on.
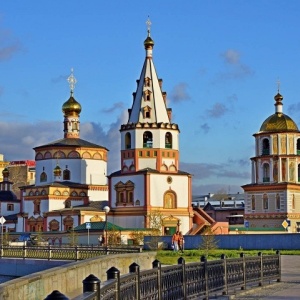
[172,231,180,251]
[178,231,184,253]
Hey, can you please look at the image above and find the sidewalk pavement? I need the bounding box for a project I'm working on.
[234,255,300,300]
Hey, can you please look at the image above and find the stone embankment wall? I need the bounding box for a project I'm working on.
[0,252,156,300]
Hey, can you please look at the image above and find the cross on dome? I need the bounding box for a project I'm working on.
[146,17,152,36]
[67,68,77,94]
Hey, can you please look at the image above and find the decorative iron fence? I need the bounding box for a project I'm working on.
[0,245,142,260]
[44,251,281,300]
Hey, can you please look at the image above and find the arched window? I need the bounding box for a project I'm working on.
[262,138,270,155]
[143,131,153,148]
[40,172,47,182]
[276,194,280,210]
[165,132,172,149]
[263,194,269,210]
[63,168,71,180]
[263,163,270,182]
[65,200,71,208]
[164,191,177,209]
[251,195,256,211]
[125,132,131,149]
[297,139,300,155]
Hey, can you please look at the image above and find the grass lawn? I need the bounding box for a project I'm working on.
[155,249,300,265]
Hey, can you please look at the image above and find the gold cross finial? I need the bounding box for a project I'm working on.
[146,16,151,36]
[277,78,280,93]
[67,68,77,94]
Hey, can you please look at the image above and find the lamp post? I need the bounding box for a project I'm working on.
[103,206,110,254]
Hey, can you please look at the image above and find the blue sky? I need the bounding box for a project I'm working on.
[1,1,300,194]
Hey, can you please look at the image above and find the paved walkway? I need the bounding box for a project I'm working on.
[234,255,300,299]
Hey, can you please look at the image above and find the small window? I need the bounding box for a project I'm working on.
[154,151,157,157]
[63,169,71,180]
[139,151,142,157]
[165,132,172,149]
[40,172,47,182]
[263,163,270,182]
[125,132,131,149]
[7,204,14,211]
[262,138,270,155]
[276,194,280,210]
[251,195,255,211]
[263,194,268,210]
[143,131,153,148]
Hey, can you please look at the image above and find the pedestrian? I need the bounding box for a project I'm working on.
[172,231,180,251]
[178,231,184,253]
[98,235,103,246]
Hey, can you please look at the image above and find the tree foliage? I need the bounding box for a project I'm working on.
[199,226,219,258]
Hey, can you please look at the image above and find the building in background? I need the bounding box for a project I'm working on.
[243,91,300,233]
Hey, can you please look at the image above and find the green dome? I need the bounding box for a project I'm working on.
[260,113,298,132]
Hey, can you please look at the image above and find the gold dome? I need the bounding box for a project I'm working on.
[53,165,62,177]
[62,95,82,116]
[144,36,154,48]
[260,113,298,132]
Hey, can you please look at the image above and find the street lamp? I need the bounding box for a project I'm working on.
[103,206,110,254]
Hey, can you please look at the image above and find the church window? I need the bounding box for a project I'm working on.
[72,121,78,130]
[135,199,140,206]
[139,151,142,157]
[292,194,295,210]
[263,194,269,210]
[251,195,255,211]
[146,151,150,157]
[80,192,86,196]
[115,181,134,206]
[65,200,71,208]
[297,139,300,155]
[263,163,270,182]
[33,200,41,215]
[154,151,157,157]
[298,164,300,182]
[63,215,74,231]
[7,204,14,211]
[125,132,131,149]
[40,171,47,182]
[49,219,60,231]
[145,77,151,87]
[276,194,280,210]
[262,138,270,155]
[71,191,78,196]
[144,90,151,101]
[165,132,172,149]
[164,191,177,209]
[63,168,71,180]
[145,111,150,118]
[54,190,61,196]
[143,131,153,148]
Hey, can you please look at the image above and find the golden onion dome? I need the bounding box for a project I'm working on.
[260,113,298,132]
[144,36,154,48]
[62,95,82,116]
[53,165,62,177]
[2,167,9,178]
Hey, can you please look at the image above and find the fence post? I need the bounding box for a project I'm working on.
[258,252,263,286]
[129,262,140,300]
[107,267,120,300]
[201,255,209,300]
[44,290,69,299]
[23,245,27,259]
[221,254,228,295]
[178,257,186,299]
[240,252,246,290]
[152,259,162,300]
[48,245,52,260]
[276,250,281,282]
[75,246,80,261]
[82,274,100,299]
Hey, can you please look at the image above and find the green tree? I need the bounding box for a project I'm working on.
[145,210,164,250]
[67,227,78,246]
[107,225,121,246]
[199,226,219,258]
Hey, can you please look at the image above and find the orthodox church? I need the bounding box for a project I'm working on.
[108,22,196,235]
[243,90,300,232]
[15,71,109,232]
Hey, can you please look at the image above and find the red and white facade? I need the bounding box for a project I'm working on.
[108,27,193,235]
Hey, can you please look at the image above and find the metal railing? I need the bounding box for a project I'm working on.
[44,251,281,299]
[0,245,142,260]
